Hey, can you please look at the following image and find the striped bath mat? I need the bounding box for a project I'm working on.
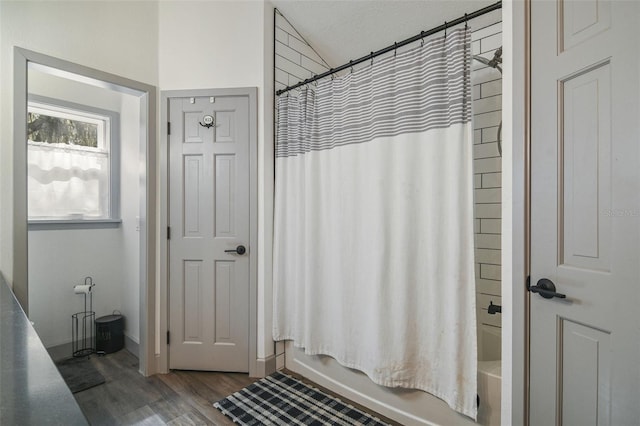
[214,371,390,425]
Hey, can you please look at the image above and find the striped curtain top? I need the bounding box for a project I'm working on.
[276,28,472,158]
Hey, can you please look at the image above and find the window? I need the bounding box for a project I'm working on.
[27,96,120,226]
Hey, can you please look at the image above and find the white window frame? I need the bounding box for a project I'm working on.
[27,95,121,229]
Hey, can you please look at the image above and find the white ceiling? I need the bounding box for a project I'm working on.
[270,0,500,67]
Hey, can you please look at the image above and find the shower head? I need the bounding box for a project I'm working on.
[473,56,491,66]
[489,47,502,68]
[473,46,502,74]
[472,46,503,157]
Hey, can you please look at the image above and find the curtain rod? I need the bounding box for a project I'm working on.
[276,0,502,96]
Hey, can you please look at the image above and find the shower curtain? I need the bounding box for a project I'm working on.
[273,28,477,419]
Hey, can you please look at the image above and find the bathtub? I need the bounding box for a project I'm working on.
[477,360,502,425]
[286,342,502,425]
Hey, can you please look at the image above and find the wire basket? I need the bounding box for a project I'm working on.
[72,310,95,357]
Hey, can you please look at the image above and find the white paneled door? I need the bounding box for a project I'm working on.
[169,95,250,372]
[530,1,639,424]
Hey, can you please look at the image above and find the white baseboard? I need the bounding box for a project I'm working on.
[125,335,139,358]
[253,354,277,378]
[47,335,138,361]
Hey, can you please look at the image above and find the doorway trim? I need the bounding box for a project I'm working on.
[159,88,259,376]
[13,47,157,376]
[501,1,529,425]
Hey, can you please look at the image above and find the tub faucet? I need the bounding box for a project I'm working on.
[488,301,502,315]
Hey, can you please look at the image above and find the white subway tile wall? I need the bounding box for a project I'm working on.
[274,14,502,364]
[471,21,502,351]
[274,11,330,94]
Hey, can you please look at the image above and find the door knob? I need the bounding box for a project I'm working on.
[527,277,566,299]
[224,245,246,255]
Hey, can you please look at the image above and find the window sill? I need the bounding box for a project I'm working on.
[28,219,122,230]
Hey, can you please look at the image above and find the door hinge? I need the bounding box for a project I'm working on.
[167,122,171,135]
[167,226,171,240]
[166,330,170,345]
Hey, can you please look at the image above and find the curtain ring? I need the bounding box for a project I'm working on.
[420,31,425,47]
[464,13,468,30]
[350,60,354,74]
[370,52,374,67]
[394,42,398,57]
[444,21,447,37]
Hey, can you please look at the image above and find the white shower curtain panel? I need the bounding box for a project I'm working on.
[273,29,477,419]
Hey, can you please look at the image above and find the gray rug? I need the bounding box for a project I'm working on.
[55,356,105,393]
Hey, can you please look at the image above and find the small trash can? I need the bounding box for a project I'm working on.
[95,313,124,354]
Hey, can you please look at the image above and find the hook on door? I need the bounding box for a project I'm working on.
[199,115,215,128]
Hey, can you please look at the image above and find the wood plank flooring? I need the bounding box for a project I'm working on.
[75,350,399,425]
[74,350,256,425]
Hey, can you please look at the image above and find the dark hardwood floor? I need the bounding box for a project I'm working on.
[75,350,399,426]
[74,350,256,425]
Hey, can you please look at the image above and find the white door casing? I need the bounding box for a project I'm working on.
[530,1,640,425]
[169,94,251,372]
